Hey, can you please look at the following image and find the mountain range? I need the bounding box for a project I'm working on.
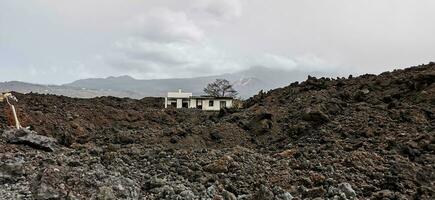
[0,66,342,99]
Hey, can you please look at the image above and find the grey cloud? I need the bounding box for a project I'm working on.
[107,37,243,79]
[129,8,204,43]
[114,38,190,66]
[192,0,243,21]
[1,0,434,84]
[106,5,245,79]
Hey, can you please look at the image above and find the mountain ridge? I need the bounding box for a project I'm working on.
[1,66,347,99]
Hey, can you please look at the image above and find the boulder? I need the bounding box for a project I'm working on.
[222,190,237,200]
[34,183,62,200]
[148,176,166,189]
[179,190,196,200]
[252,185,274,200]
[0,160,25,184]
[32,166,67,200]
[302,108,330,123]
[273,186,293,200]
[247,112,273,135]
[210,132,223,143]
[274,149,297,158]
[373,190,395,199]
[303,186,326,198]
[96,186,117,200]
[4,129,58,152]
[204,155,234,173]
[338,182,356,199]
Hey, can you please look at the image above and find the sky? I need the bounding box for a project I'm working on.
[0,0,434,84]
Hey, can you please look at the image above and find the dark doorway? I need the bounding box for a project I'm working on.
[196,100,202,109]
[182,102,189,108]
[220,101,226,108]
[170,102,177,107]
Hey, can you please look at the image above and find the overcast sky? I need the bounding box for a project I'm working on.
[1,0,434,84]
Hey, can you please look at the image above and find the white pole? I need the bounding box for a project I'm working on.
[6,97,21,129]
[164,97,168,108]
[10,104,21,129]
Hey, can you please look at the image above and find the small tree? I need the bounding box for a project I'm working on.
[204,79,238,98]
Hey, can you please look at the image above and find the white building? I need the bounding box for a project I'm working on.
[164,89,233,111]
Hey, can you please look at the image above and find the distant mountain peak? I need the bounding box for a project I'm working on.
[233,77,261,86]
[106,75,135,80]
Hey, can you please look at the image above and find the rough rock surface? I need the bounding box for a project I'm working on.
[4,129,58,152]
[0,63,434,199]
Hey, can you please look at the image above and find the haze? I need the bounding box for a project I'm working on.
[1,0,434,84]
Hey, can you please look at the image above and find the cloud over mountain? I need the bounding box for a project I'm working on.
[2,0,434,84]
[105,2,246,79]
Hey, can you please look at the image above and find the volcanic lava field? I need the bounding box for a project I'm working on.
[0,63,434,199]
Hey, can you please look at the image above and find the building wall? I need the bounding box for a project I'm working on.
[226,99,233,108]
[164,96,233,110]
[165,98,177,108]
[202,99,233,111]
[176,99,183,108]
[189,99,197,108]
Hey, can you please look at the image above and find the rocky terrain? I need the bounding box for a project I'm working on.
[0,63,434,199]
